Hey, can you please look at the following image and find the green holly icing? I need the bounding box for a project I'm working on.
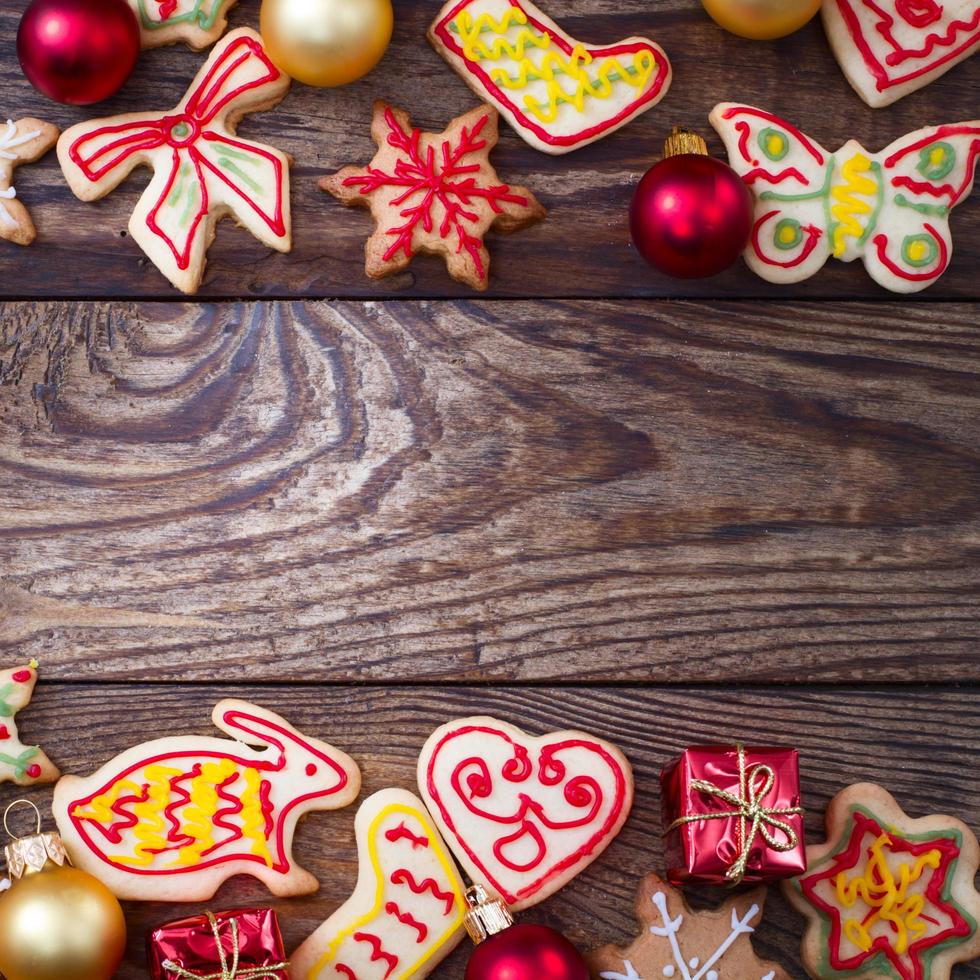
[0,746,40,781]
[136,0,225,31]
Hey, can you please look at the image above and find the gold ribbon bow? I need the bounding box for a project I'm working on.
[666,743,803,884]
[162,912,288,980]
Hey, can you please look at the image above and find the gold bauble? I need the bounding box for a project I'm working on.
[701,0,821,38]
[0,803,126,980]
[260,0,394,87]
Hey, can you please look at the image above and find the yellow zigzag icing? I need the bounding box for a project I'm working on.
[453,8,657,124]
[831,153,877,258]
[175,759,238,867]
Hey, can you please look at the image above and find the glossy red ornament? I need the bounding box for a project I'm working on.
[631,129,753,279]
[466,923,590,980]
[18,0,140,106]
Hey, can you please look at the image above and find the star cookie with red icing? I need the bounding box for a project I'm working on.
[783,782,980,979]
[320,102,546,291]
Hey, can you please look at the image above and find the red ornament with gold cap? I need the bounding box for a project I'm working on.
[631,127,754,279]
[0,800,126,980]
[462,884,590,980]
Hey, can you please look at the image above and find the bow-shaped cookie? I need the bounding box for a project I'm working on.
[58,28,292,295]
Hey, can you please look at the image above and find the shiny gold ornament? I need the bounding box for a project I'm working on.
[701,0,821,39]
[260,0,394,87]
[0,801,126,980]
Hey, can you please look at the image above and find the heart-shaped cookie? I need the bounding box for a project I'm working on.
[418,716,633,910]
[428,0,672,154]
[823,0,980,107]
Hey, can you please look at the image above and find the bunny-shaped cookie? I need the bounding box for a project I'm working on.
[53,699,360,901]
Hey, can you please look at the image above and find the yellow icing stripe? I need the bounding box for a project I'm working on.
[453,9,657,125]
[308,802,466,980]
[835,833,942,956]
[174,759,238,867]
[239,766,275,867]
[830,153,877,258]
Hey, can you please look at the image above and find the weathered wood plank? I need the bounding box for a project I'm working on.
[1,300,977,681]
[1,682,976,979]
[0,1,977,299]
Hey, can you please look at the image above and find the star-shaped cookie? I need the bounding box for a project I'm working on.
[783,783,980,979]
[0,118,58,247]
[588,872,789,980]
[320,102,546,291]
[0,663,59,786]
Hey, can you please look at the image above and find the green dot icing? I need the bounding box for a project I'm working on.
[902,233,939,268]
[773,218,803,250]
[759,127,790,162]
[916,142,956,181]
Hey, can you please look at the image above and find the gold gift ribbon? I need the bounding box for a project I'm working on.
[665,743,803,884]
[162,911,288,980]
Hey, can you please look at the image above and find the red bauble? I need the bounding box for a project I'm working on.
[18,0,141,105]
[631,151,753,279]
[465,923,590,980]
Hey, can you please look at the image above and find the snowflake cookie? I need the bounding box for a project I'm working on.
[428,0,672,154]
[320,102,546,291]
[783,783,980,980]
[588,872,789,980]
[0,118,58,247]
[58,28,291,295]
[0,663,59,786]
[127,0,242,49]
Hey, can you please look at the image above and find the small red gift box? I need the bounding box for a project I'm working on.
[661,744,806,885]
[148,908,287,980]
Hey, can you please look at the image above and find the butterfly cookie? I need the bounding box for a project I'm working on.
[710,103,980,293]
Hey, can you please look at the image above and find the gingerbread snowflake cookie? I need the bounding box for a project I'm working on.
[0,118,58,247]
[589,872,789,980]
[823,0,979,107]
[320,102,545,291]
[127,0,242,50]
[428,0,672,155]
[58,28,291,295]
[0,663,59,786]
[783,782,980,980]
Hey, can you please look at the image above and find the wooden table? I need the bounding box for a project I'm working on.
[1,0,978,977]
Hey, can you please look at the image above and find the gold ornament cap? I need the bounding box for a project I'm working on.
[664,126,709,159]
[2,800,70,880]
[464,884,515,945]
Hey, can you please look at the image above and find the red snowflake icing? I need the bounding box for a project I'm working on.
[342,108,532,282]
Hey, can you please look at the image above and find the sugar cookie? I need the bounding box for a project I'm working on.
[418,715,633,911]
[58,28,291,295]
[0,663,59,786]
[52,699,360,902]
[0,118,58,247]
[128,0,241,50]
[784,782,980,980]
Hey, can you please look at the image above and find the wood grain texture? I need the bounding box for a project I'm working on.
[0,0,978,299]
[1,299,977,682]
[0,682,976,979]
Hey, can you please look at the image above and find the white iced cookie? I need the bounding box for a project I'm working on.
[127,0,241,49]
[58,28,291,295]
[52,699,360,902]
[823,0,979,108]
[291,789,468,980]
[710,102,980,293]
[428,0,672,154]
[418,715,633,911]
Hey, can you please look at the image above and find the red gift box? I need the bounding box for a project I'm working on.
[660,744,806,885]
[148,908,288,980]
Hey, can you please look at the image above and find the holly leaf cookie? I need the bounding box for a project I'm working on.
[291,789,468,980]
[417,715,633,911]
[428,0,672,155]
[52,699,360,902]
[0,663,59,786]
[783,782,980,980]
[709,103,980,293]
[127,0,241,49]
[0,118,58,247]
[822,0,979,107]
[589,872,789,980]
[320,102,546,292]
[58,28,292,295]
